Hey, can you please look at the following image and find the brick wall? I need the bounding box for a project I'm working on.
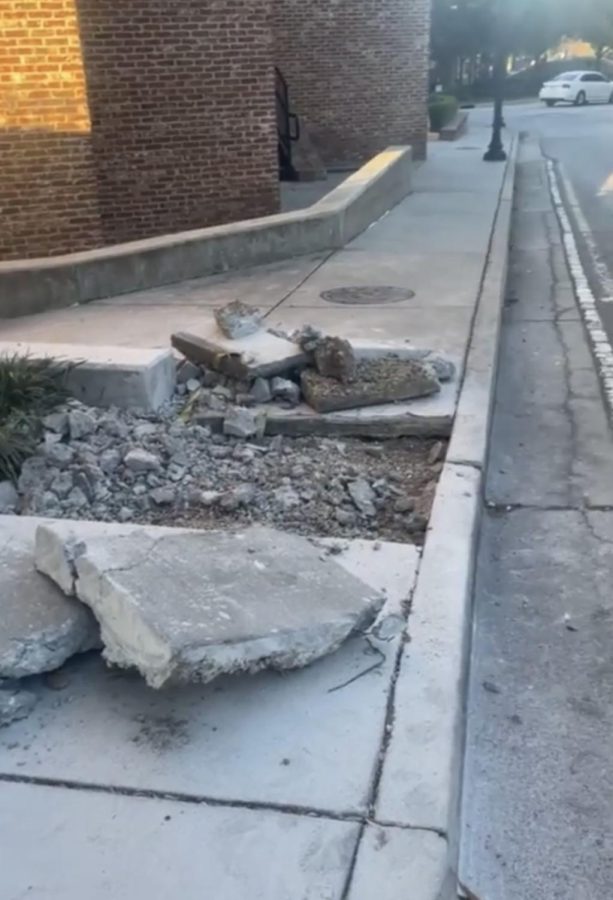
[0,0,279,260]
[274,0,431,166]
[0,0,103,260]
[77,0,280,246]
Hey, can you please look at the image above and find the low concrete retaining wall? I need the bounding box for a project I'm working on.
[439,111,469,142]
[0,146,412,320]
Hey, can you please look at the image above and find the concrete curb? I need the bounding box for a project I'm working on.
[0,147,412,320]
[361,137,519,900]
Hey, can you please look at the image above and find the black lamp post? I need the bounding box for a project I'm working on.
[483,26,507,160]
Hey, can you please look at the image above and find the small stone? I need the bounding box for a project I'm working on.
[68,409,97,440]
[314,336,357,383]
[394,497,415,514]
[292,324,323,352]
[150,487,175,506]
[176,360,201,385]
[99,413,129,438]
[124,448,161,472]
[40,491,61,513]
[249,377,273,404]
[186,378,201,393]
[133,483,148,497]
[0,480,19,512]
[43,411,69,435]
[43,431,63,447]
[271,377,301,406]
[273,487,300,511]
[202,391,227,412]
[214,300,263,339]
[211,385,234,400]
[223,406,261,439]
[0,688,37,728]
[209,444,231,460]
[100,448,122,474]
[199,490,222,507]
[335,508,356,526]
[167,464,186,483]
[49,471,74,499]
[133,422,159,440]
[220,484,256,510]
[347,479,376,517]
[44,442,75,468]
[44,669,70,691]
[66,486,89,510]
[428,441,445,465]
[176,383,187,396]
[118,507,133,522]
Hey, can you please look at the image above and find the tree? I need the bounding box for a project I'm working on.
[568,0,613,62]
[430,0,573,90]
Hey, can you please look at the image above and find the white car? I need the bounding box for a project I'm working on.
[539,70,613,106]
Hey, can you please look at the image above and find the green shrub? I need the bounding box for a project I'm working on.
[0,355,69,481]
[428,94,459,132]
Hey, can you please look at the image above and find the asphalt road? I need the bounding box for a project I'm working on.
[458,124,613,899]
[473,99,613,324]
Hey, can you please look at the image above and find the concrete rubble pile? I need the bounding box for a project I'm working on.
[172,299,455,422]
[0,300,448,726]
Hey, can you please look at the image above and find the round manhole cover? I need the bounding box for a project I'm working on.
[320,285,415,305]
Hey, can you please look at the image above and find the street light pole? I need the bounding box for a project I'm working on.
[483,34,507,161]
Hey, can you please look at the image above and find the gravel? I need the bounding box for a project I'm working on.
[11,395,444,544]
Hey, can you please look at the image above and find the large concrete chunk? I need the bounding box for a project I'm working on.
[35,524,384,688]
[301,358,440,413]
[172,326,307,380]
[0,517,99,678]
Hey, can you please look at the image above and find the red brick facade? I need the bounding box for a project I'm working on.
[77,0,279,247]
[274,0,431,166]
[0,0,279,260]
[0,0,103,259]
[0,0,429,262]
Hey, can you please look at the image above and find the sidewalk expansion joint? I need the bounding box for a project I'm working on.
[265,250,335,317]
[484,502,613,513]
[0,772,366,825]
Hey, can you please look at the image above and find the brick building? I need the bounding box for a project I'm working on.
[0,0,430,262]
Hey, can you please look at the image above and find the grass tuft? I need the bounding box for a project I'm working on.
[0,355,69,481]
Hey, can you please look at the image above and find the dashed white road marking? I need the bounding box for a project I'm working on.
[550,160,613,302]
[546,158,613,413]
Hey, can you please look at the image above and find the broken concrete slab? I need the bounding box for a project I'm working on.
[172,326,308,381]
[0,517,100,679]
[0,537,417,813]
[35,523,385,689]
[301,357,440,414]
[214,300,263,339]
[0,342,176,412]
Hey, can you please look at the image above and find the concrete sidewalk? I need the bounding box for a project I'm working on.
[0,122,510,900]
[0,125,503,430]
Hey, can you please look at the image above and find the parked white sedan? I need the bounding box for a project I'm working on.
[539,71,613,107]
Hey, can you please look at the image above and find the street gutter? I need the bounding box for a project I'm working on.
[348,136,519,899]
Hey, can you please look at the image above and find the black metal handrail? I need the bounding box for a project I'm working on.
[275,66,299,180]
